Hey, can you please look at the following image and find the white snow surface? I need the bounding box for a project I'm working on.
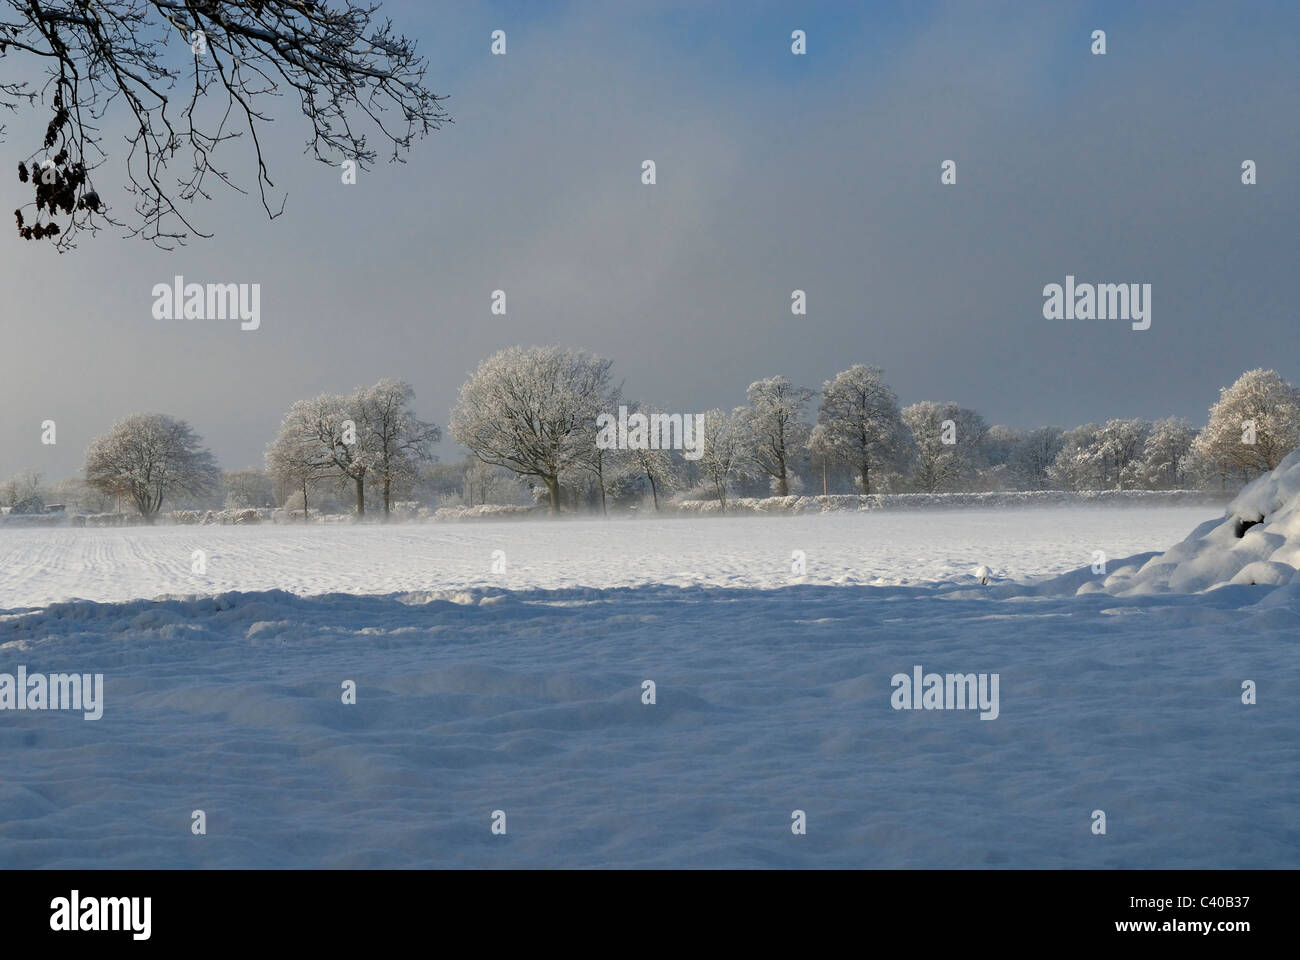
[0,507,1212,608]
[2,504,1298,868]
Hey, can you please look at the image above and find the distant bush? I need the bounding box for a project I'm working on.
[171,507,272,524]
[9,493,45,514]
[85,513,132,527]
[671,490,1232,515]
[433,504,543,522]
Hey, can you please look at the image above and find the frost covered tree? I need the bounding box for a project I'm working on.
[46,474,114,513]
[902,401,988,493]
[449,346,614,515]
[629,446,677,511]
[806,423,835,495]
[1007,426,1064,491]
[460,458,518,508]
[624,405,680,512]
[354,379,440,518]
[270,380,436,519]
[312,394,373,517]
[266,403,335,521]
[270,393,372,517]
[1136,417,1197,489]
[1047,424,1102,491]
[1095,418,1151,490]
[698,408,750,513]
[813,365,913,495]
[0,469,44,510]
[570,382,627,516]
[4,0,449,248]
[84,413,219,518]
[741,376,813,497]
[983,426,1022,468]
[978,425,1022,490]
[221,469,275,509]
[1048,419,1150,490]
[569,450,637,514]
[1191,369,1300,484]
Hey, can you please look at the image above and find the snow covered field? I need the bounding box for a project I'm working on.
[2,504,1297,868]
[0,507,1214,608]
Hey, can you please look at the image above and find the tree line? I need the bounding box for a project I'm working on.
[447,350,1299,513]
[3,354,1297,520]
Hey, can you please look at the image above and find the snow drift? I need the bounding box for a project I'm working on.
[1078,450,1300,596]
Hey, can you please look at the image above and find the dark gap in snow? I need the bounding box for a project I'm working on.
[1232,517,1262,539]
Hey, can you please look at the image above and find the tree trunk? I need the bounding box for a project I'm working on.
[860,459,871,495]
[354,475,365,518]
[822,461,827,496]
[776,467,788,497]
[383,476,392,519]
[545,475,560,515]
[302,480,309,523]
[648,472,659,511]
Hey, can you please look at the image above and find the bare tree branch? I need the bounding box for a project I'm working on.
[2,0,450,249]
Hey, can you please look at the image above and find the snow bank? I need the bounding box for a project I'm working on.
[1044,451,1300,597]
[673,489,1230,515]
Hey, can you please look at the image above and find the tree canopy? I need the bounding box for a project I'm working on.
[3,0,449,248]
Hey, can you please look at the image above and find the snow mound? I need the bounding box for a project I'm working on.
[1090,450,1300,596]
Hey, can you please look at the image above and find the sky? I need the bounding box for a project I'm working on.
[1,0,1297,478]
